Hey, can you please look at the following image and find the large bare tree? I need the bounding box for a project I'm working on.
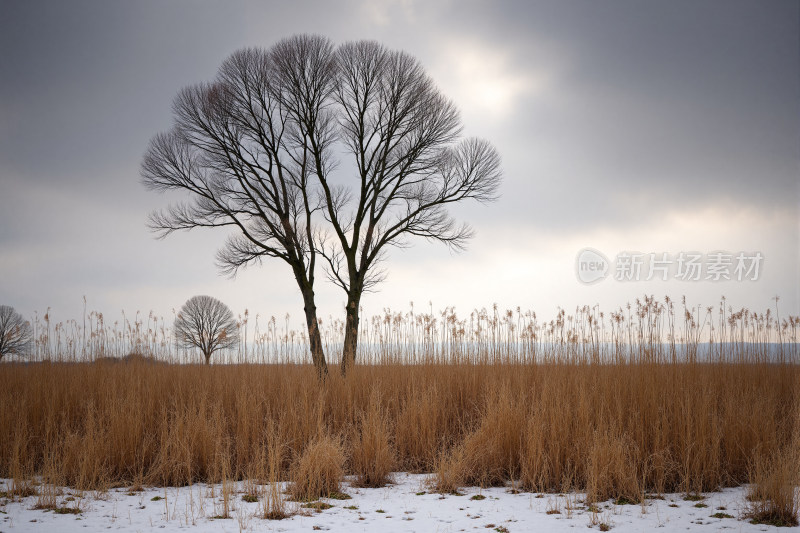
[0,305,33,360]
[174,295,239,365]
[142,35,501,376]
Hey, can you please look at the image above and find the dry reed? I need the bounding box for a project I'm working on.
[0,361,796,504]
[17,297,800,366]
[288,434,345,501]
[0,297,798,524]
[350,390,395,487]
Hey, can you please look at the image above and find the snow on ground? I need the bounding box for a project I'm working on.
[0,474,785,532]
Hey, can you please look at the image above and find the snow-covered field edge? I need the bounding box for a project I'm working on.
[0,473,789,532]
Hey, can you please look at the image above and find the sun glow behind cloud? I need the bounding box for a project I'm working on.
[430,39,544,119]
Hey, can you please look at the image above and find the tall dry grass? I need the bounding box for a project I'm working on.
[1,298,798,523]
[350,390,395,487]
[744,446,799,527]
[0,360,797,506]
[288,434,345,501]
[18,296,800,366]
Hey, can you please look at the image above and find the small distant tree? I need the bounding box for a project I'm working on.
[174,295,239,364]
[0,305,33,360]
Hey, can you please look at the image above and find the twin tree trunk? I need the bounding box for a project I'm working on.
[301,254,362,377]
[303,286,358,378]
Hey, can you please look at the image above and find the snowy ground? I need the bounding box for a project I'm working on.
[0,473,787,532]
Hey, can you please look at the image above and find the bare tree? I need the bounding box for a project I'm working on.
[321,42,502,373]
[142,35,501,376]
[174,295,239,365]
[0,305,33,360]
[142,36,334,377]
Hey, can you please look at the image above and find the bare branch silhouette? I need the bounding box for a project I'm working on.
[319,41,502,373]
[0,305,33,360]
[142,36,502,375]
[174,295,239,365]
[142,37,335,377]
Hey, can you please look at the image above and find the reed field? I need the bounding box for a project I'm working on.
[1,296,799,526]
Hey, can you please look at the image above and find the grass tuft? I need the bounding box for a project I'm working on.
[288,434,345,502]
[744,445,800,527]
[350,390,395,488]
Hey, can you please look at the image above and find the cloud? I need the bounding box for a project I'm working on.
[358,0,419,27]
[429,38,545,119]
[0,0,797,325]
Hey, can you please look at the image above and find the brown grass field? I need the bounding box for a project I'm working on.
[0,361,798,523]
[1,298,798,525]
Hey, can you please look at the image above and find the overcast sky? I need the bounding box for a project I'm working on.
[1,0,798,331]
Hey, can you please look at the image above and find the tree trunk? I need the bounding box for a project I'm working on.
[340,292,360,376]
[204,351,211,365]
[302,287,328,378]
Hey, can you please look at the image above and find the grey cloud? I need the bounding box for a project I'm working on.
[401,0,799,233]
[0,0,797,322]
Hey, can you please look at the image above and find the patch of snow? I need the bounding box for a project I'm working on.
[0,474,775,532]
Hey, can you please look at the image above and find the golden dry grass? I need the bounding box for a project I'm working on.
[743,408,800,527]
[0,360,797,511]
[350,390,396,488]
[288,434,345,501]
[744,447,800,527]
